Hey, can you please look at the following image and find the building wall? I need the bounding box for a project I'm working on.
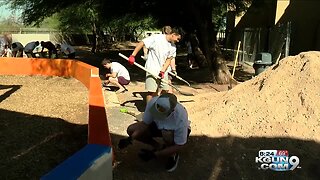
[230,0,320,56]
[275,0,290,25]
[11,34,51,46]
[235,0,277,29]
[276,0,320,55]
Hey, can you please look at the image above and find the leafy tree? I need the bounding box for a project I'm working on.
[5,0,251,83]
[38,14,60,29]
[106,14,158,42]
[56,3,102,53]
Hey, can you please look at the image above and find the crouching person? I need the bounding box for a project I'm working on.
[101,58,131,93]
[118,93,191,172]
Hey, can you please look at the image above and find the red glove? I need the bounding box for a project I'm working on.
[158,71,164,79]
[128,55,135,65]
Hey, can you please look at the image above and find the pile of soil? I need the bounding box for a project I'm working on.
[186,51,320,142]
[110,51,320,179]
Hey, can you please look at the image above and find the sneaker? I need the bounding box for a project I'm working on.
[165,153,179,172]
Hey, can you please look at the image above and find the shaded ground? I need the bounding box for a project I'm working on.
[1,45,319,180]
[77,45,319,179]
[105,81,319,180]
[0,76,88,179]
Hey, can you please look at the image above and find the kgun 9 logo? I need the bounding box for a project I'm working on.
[255,150,301,171]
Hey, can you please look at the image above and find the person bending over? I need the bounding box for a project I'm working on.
[118,93,191,172]
[101,58,131,93]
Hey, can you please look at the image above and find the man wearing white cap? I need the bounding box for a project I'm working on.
[118,93,191,172]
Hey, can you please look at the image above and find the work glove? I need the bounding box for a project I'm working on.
[128,55,135,65]
[118,137,132,149]
[138,149,156,161]
[171,70,177,76]
[158,71,165,79]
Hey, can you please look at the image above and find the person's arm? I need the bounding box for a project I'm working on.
[131,41,145,56]
[160,57,173,73]
[131,121,149,139]
[106,72,117,78]
[41,45,44,52]
[8,49,12,57]
[170,58,176,70]
[170,58,176,76]
[128,41,145,65]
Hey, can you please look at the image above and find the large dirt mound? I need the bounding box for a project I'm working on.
[187,51,320,142]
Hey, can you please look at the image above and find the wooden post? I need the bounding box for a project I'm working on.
[232,41,241,78]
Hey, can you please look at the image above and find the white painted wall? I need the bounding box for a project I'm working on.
[11,34,50,46]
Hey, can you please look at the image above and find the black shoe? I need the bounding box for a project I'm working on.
[165,153,179,172]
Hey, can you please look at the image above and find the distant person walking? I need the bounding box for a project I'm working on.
[24,41,40,58]
[11,42,24,57]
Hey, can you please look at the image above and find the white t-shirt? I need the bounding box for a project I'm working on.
[61,44,75,55]
[2,48,12,57]
[143,34,176,75]
[12,42,24,51]
[111,62,130,80]
[143,97,190,145]
[24,42,38,52]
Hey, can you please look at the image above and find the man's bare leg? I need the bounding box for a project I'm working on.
[109,77,126,92]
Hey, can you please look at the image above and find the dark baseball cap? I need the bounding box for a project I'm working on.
[149,93,178,119]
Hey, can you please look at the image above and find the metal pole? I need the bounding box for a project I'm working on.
[242,29,246,63]
[285,21,291,57]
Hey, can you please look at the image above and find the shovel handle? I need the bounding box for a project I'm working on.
[119,53,194,96]
[140,55,191,86]
[118,53,169,84]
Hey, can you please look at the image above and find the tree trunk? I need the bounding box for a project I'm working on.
[212,43,235,84]
[91,21,98,53]
[187,0,235,84]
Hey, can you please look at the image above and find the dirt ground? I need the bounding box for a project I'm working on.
[0,75,88,179]
[1,45,320,179]
[101,49,320,179]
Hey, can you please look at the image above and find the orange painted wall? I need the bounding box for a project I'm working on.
[0,58,111,146]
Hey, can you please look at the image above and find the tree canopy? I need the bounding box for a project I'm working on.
[5,0,252,83]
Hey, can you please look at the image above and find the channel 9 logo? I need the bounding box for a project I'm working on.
[255,150,301,171]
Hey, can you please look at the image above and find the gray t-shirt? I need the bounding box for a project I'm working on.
[143,97,190,145]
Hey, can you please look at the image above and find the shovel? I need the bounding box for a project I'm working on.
[119,53,194,96]
[141,56,191,86]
